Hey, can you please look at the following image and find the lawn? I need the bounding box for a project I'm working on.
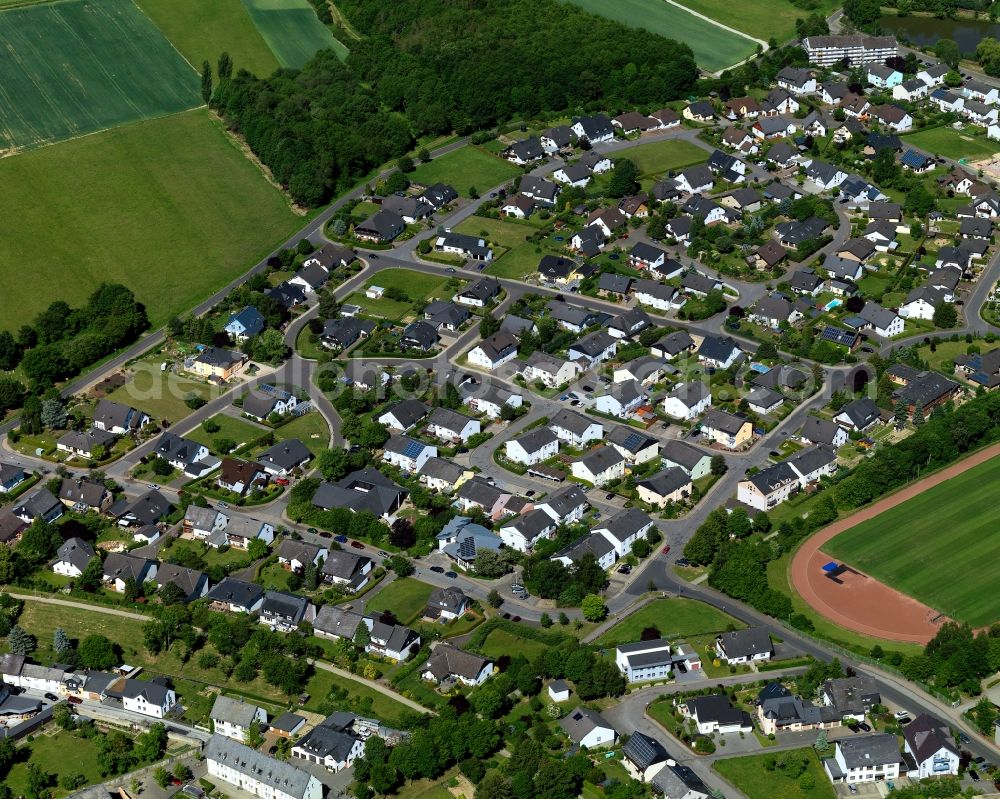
[455,216,538,249]
[5,727,109,798]
[486,242,551,279]
[0,109,300,333]
[903,126,1000,162]
[822,455,1000,627]
[619,139,709,178]
[346,269,456,321]
[136,0,281,77]
[478,628,550,661]
[188,413,268,452]
[366,578,437,625]
[560,0,757,72]
[274,411,331,454]
[714,748,836,799]
[104,356,219,425]
[595,598,745,647]
[0,0,201,153]
[916,340,974,373]
[240,0,349,66]
[407,146,521,197]
[674,0,840,43]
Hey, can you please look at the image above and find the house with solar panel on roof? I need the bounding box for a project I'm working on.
[382,436,436,473]
[622,732,670,782]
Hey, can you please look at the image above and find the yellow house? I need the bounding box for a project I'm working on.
[188,346,246,381]
[700,408,753,450]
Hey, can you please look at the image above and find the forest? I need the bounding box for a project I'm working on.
[211,0,698,206]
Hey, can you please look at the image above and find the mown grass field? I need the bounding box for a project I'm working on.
[188,413,267,452]
[455,216,538,249]
[715,749,836,799]
[0,109,300,333]
[240,0,348,66]
[903,126,1000,162]
[408,147,522,197]
[560,0,757,72]
[0,0,201,153]
[675,0,840,43]
[366,578,437,625]
[136,0,281,77]
[823,455,1000,627]
[623,139,709,177]
[6,727,108,798]
[595,598,744,647]
[479,628,551,661]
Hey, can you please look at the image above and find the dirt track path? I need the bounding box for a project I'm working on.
[789,440,1000,643]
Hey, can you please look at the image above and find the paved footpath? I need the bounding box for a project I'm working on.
[10,593,148,622]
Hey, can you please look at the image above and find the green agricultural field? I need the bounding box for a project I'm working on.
[408,147,522,197]
[0,0,201,153]
[674,0,840,43]
[0,109,300,333]
[715,749,836,799]
[240,0,348,67]
[623,139,708,178]
[560,0,757,72]
[366,578,437,625]
[136,0,281,77]
[903,126,1000,162]
[596,598,745,646]
[823,455,1000,627]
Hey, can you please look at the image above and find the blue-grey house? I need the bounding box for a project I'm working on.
[225,306,266,341]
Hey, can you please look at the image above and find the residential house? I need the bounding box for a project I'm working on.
[571,445,627,486]
[292,713,366,773]
[425,586,470,621]
[312,468,408,522]
[206,577,265,614]
[498,508,557,551]
[13,488,63,524]
[699,408,752,449]
[51,537,96,578]
[594,380,647,418]
[378,399,429,432]
[355,210,404,243]
[217,458,268,497]
[224,307,265,341]
[902,714,960,778]
[867,64,902,88]
[824,735,902,784]
[696,335,741,369]
[552,533,617,570]
[242,384,298,421]
[58,478,112,514]
[821,675,880,721]
[260,591,315,632]
[102,552,157,592]
[549,409,603,447]
[211,695,268,742]
[425,407,480,443]
[277,539,326,574]
[115,489,171,528]
[661,440,713,480]
[503,136,544,165]
[455,277,501,307]
[258,439,313,476]
[188,347,245,381]
[417,456,470,493]
[662,381,712,420]
[153,564,210,602]
[571,114,614,143]
[422,643,493,686]
[636,468,693,508]
[205,735,322,799]
[383,436,436,473]
[607,425,659,464]
[652,762,711,799]
[107,677,177,718]
[615,638,702,684]
[560,707,617,749]
[622,732,670,783]
[683,695,754,734]
[536,484,589,525]
[746,386,784,415]
[683,101,715,122]
[800,415,849,447]
[715,628,773,663]
[834,398,881,431]
[221,514,274,550]
[92,399,148,435]
[56,428,117,459]
[320,550,374,591]
[506,427,559,466]
[778,67,817,94]
[594,507,655,558]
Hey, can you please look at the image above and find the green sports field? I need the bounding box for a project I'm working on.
[903,126,1000,163]
[0,0,201,153]
[240,0,348,67]
[0,109,300,332]
[560,0,757,72]
[823,455,1000,627]
[136,0,281,77]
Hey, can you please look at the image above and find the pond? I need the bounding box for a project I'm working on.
[880,13,1000,54]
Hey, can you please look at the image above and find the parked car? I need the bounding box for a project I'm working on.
[605,492,615,500]
[307,528,318,535]
[848,786,858,795]
[44,693,58,701]
[430,566,445,573]
[350,540,365,549]
[445,571,458,579]
[512,616,521,622]
[334,534,348,543]
[857,722,871,732]
[662,545,671,555]
[67,695,82,705]
[617,564,632,575]
[970,771,981,782]
[218,501,228,509]
[318,531,332,539]
[275,477,290,486]
[378,550,390,558]
[677,557,690,567]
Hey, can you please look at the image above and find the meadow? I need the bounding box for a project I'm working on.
[408,147,522,197]
[622,139,709,178]
[0,0,200,153]
[240,0,349,67]
[714,749,836,799]
[0,109,300,332]
[366,578,437,625]
[675,0,841,43]
[595,598,744,647]
[135,0,281,77]
[560,0,757,72]
[903,126,1000,162]
[823,455,1000,627]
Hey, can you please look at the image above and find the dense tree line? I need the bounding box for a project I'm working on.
[212,0,697,206]
[1,285,148,406]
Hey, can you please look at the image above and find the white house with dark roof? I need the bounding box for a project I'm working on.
[552,533,617,570]
[571,445,627,486]
[636,468,693,508]
[107,677,176,718]
[661,440,712,479]
[383,436,436,473]
[51,537,96,578]
[498,508,557,552]
[594,508,655,557]
[824,735,902,784]
[662,381,711,421]
[505,427,559,465]
[425,407,480,443]
[211,695,268,741]
[715,628,773,663]
[902,714,959,777]
[422,643,493,686]
[468,331,519,371]
[549,409,603,447]
[206,734,323,799]
[536,484,588,524]
[560,706,617,749]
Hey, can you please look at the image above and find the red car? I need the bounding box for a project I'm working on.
[67,696,82,705]
[662,545,671,555]
[275,478,290,486]
[350,540,365,549]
